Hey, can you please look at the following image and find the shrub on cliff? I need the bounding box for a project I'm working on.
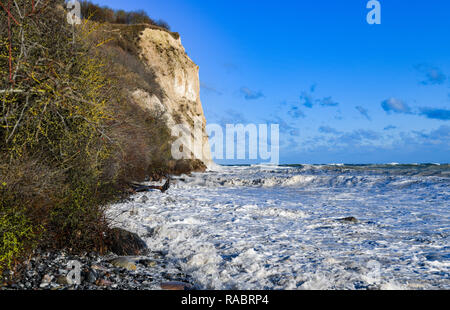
[0,1,180,276]
[79,1,171,30]
[0,0,117,273]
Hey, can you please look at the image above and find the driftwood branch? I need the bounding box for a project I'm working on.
[0,89,27,94]
[6,94,29,143]
[131,177,171,193]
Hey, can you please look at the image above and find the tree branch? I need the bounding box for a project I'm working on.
[6,94,29,143]
[0,0,21,25]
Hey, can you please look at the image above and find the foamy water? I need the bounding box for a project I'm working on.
[108,164,450,290]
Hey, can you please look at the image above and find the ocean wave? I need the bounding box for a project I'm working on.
[180,164,450,191]
[108,164,450,290]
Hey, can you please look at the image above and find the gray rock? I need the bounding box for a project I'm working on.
[91,264,108,272]
[85,270,97,284]
[95,278,113,287]
[109,257,137,271]
[40,274,53,287]
[160,281,193,290]
[138,259,158,268]
[107,228,148,256]
[56,275,70,285]
[338,217,358,223]
[42,274,53,283]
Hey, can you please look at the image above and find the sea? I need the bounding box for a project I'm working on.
[108,164,450,290]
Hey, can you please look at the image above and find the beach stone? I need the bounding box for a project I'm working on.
[95,278,113,287]
[109,257,137,271]
[91,264,105,271]
[138,259,158,268]
[42,274,53,282]
[338,217,358,223]
[140,195,149,203]
[39,274,53,288]
[107,228,148,256]
[56,275,71,285]
[85,270,97,284]
[145,261,157,268]
[160,281,192,290]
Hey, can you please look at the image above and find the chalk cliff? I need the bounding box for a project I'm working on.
[130,27,212,168]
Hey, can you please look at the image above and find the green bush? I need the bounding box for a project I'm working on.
[0,200,36,272]
[0,1,116,273]
[0,1,186,277]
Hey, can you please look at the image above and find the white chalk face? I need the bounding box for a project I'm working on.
[108,164,450,290]
[174,70,197,101]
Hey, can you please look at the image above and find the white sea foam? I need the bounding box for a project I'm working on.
[108,164,450,290]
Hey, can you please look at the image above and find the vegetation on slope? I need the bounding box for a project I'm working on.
[79,0,171,31]
[0,1,198,278]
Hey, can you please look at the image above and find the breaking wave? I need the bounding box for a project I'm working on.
[108,164,450,290]
[191,164,450,190]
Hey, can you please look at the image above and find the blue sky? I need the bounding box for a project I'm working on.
[95,0,450,164]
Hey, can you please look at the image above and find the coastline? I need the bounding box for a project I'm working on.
[1,181,199,291]
[1,249,196,290]
[3,163,449,290]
